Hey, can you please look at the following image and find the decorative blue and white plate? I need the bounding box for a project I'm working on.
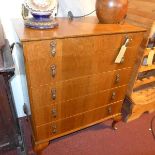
[25,0,57,14]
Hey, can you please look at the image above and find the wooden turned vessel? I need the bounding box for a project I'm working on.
[96,0,128,24]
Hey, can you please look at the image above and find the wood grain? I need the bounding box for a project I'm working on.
[128,101,155,122]
[12,17,146,42]
[23,33,144,88]
[133,82,155,105]
[33,85,127,126]
[125,0,155,121]
[35,101,122,141]
[12,18,146,153]
[29,68,131,110]
[126,0,155,37]
[96,0,128,24]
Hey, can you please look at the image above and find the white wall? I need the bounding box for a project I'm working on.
[0,0,96,117]
[58,0,96,17]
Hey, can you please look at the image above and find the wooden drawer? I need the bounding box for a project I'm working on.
[35,101,122,141]
[33,85,127,126]
[30,68,131,108]
[23,33,144,88]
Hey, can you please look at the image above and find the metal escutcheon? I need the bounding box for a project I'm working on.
[52,124,57,134]
[125,35,132,46]
[108,107,112,115]
[51,88,56,100]
[50,40,57,57]
[51,64,56,78]
[52,107,57,117]
[115,74,120,83]
[111,92,116,100]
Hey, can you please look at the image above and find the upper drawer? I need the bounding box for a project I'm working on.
[23,32,144,87]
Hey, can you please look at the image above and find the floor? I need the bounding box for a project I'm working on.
[1,112,155,155]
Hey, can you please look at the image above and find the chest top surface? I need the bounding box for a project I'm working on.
[12,17,146,42]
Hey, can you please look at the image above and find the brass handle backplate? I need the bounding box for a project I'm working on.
[52,107,57,117]
[111,92,116,100]
[52,124,57,134]
[108,107,112,115]
[51,88,56,100]
[125,35,133,47]
[115,74,120,83]
[51,65,56,78]
[50,40,57,57]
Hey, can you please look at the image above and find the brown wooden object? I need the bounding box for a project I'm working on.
[12,17,146,154]
[126,0,155,32]
[0,40,19,151]
[96,0,128,24]
[123,0,155,121]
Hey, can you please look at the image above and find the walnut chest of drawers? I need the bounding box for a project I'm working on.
[12,17,146,153]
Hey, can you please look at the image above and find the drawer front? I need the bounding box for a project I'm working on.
[30,68,131,108]
[23,33,144,87]
[35,101,122,140]
[33,85,127,126]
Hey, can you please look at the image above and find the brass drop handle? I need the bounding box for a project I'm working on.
[111,92,116,100]
[108,107,112,115]
[115,74,120,83]
[52,107,57,117]
[51,88,56,100]
[52,124,57,134]
[51,65,56,78]
[50,40,56,57]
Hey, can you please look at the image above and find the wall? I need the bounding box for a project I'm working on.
[0,0,96,117]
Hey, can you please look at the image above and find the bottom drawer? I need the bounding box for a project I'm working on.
[35,101,122,141]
